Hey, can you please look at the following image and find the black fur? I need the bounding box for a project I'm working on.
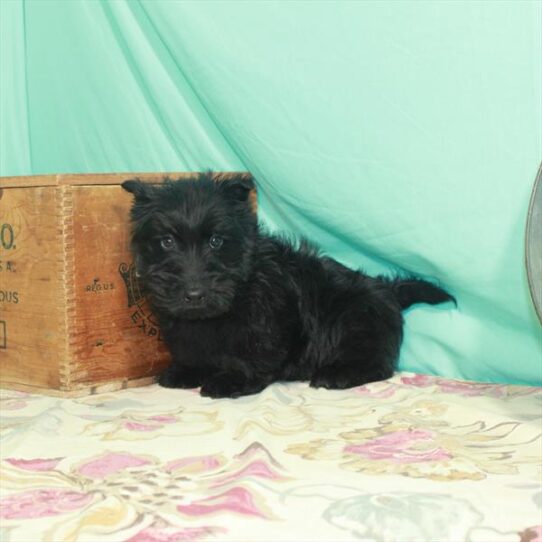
[122,173,455,398]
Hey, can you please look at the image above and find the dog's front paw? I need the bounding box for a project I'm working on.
[200,374,267,399]
[310,365,393,390]
[157,367,202,389]
[200,378,245,399]
[157,368,182,388]
[310,367,352,390]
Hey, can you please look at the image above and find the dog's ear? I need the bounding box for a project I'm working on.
[218,173,255,202]
[121,179,153,201]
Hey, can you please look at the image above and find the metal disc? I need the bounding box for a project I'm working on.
[525,163,542,325]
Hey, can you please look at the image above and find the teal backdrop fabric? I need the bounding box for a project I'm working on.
[1,0,541,385]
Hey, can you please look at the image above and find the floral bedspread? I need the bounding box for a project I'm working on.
[1,373,541,542]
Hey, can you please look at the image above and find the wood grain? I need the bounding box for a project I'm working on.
[0,186,66,389]
[70,185,170,386]
[0,171,251,188]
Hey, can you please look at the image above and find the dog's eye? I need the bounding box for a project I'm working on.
[209,234,224,249]
[160,235,176,251]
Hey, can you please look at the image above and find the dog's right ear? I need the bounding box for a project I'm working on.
[218,173,255,202]
[121,179,152,201]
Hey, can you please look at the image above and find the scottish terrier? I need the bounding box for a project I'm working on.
[122,173,454,398]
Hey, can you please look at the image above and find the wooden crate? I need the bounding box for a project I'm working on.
[0,172,251,396]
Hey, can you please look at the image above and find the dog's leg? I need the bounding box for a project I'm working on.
[307,293,399,390]
[310,362,393,390]
[199,355,274,398]
[200,373,270,399]
[199,354,273,398]
[158,364,203,389]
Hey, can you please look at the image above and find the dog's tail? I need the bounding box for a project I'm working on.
[390,277,456,310]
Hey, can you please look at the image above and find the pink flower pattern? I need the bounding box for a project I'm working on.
[75,452,152,479]
[399,373,527,398]
[124,524,226,542]
[0,489,93,519]
[520,525,542,542]
[344,429,452,464]
[5,458,63,471]
[1,373,540,541]
[177,487,268,518]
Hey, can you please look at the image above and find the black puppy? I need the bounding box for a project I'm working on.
[122,173,454,399]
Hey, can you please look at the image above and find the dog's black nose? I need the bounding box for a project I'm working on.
[184,288,205,303]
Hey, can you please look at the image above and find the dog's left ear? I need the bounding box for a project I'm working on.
[121,179,153,202]
[219,173,255,202]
